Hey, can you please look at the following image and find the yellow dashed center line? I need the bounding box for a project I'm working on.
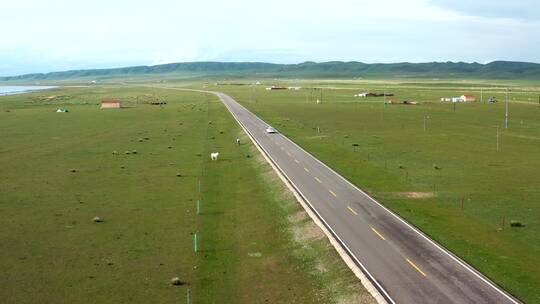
[371,227,386,240]
[304,167,310,173]
[314,177,322,183]
[406,258,427,277]
[329,190,337,197]
[347,206,358,215]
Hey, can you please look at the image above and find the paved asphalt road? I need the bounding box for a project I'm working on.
[154,86,520,304]
[215,92,520,304]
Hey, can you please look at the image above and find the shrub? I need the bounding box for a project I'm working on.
[510,220,525,227]
[170,277,183,286]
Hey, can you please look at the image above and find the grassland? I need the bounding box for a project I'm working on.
[0,86,373,303]
[191,79,540,303]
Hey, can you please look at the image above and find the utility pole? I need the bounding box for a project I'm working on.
[496,125,500,152]
[481,88,483,104]
[505,88,509,129]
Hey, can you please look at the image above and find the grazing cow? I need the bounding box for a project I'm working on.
[210,152,219,160]
[236,138,240,145]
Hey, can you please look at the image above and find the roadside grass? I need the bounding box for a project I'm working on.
[0,86,373,303]
[195,98,374,303]
[199,80,540,303]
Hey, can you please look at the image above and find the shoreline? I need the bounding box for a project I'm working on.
[0,86,58,97]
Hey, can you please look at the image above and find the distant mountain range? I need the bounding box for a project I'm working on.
[2,61,540,81]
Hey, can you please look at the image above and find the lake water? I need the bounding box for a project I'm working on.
[0,86,57,96]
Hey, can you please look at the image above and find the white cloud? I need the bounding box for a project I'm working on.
[0,0,538,76]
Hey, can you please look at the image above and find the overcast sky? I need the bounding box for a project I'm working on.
[1,0,539,76]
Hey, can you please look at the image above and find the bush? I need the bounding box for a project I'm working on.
[170,277,183,286]
[510,220,525,227]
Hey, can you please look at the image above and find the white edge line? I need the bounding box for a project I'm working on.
[229,94,520,304]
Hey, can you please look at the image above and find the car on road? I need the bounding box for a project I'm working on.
[266,126,277,134]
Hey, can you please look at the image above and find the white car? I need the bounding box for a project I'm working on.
[265,126,277,134]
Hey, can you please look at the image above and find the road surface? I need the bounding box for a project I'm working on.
[155,86,520,304]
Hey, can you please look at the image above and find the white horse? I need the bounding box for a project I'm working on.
[210,152,219,160]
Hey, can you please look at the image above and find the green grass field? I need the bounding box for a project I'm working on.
[0,86,373,303]
[191,79,540,303]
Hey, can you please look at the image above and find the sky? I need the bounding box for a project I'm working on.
[0,0,539,76]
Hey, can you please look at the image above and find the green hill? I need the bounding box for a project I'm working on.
[2,60,540,81]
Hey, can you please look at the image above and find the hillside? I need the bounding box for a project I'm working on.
[2,61,540,81]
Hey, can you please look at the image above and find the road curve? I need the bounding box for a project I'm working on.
[156,86,520,304]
